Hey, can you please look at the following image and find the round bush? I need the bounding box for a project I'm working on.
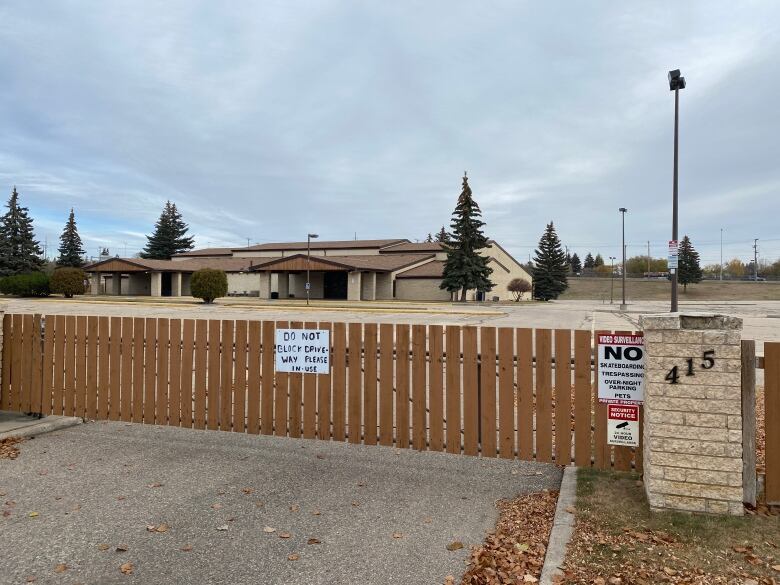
[0,272,50,297]
[507,277,532,301]
[190,268,227,303]
[50,267,86,298]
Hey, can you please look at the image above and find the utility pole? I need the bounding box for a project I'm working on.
[609,256,616,304]
[619,208,628,310]
[753,239,759,281]
[647,241,650,276]
[720,229,724,281]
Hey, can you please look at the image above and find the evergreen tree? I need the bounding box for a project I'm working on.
[594,253,604,267]
[425,233,433,243]
[141,201,195,259]
[532,222,568,301]
[677,235,702,291]
[570,252,582,274]
[566,252,572,273]
[435,226,449,243]
[440,173,494,301]
[0,186,44,276]
[583,252,595,269]
[57,208,85,267]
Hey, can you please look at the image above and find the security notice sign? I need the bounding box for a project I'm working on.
[607,404,639,446]
[597,333,645,405]
[275,328,330,374]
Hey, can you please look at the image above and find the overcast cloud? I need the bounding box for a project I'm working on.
[0,1,778,265]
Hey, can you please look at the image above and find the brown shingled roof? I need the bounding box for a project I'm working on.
[237,239,408,252]
[379,241,445,253]
[84,257,259,273]
[172,247,234,257]
[395,260,445,279]
[248,253,434,273]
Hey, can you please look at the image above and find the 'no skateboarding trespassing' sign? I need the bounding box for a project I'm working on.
[597,333,645,405]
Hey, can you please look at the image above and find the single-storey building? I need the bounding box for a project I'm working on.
[84,238,531,302]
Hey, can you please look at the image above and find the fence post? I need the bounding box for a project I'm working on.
[0,308,4,407]
[741,340,756,507]
[641,313,744,516]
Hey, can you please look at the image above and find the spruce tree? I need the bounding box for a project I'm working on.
[141,201,195,259]
[0,186,44,276]
[677,235,702,291]
[570,252,582,274]
[532,222,568,300]
[594,253,604,267]
[435,226,449,243]
[57,208,85,267]
[425,233,433,243]
[440,173,493,301]
[584,253,595,269]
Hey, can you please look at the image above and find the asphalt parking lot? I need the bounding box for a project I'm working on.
[0,422,561,585]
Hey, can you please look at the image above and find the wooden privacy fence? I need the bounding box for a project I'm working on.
[0,313,642,470]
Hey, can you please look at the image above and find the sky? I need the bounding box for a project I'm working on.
[0,1,778,267]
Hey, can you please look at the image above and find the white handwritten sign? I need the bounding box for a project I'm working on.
[275,328,330,374]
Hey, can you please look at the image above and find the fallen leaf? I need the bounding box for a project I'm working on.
[28,511,39,518]
[241,487,253,495]
[289,504,300,512]
[307,538,321,545]
[181,545,193,552]
[311,510,321,516]
[392,532,403,539]
[25,577,36,583]
[565,506,576,514]
[316,454,325,459]
[117,496,126,501]
[287,553,300,561]
[279,532,292,539]
[156,523,169,533]
[351,501,360,507]
[97,544,110,551]
[119,562,133,575]
[357,482,366,487]
[53,564,68,574]
[446,541,464,551]
[263,526,276,533]
[216,525,228,531]
[147,482,163,488]
[772,564,780,571]
[523,576,538,583]
[115,544,128,552]
[211,503,223,510]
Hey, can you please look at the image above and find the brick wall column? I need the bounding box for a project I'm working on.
[641,313,744,515]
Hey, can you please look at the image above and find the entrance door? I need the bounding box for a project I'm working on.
[323,272,348,300]
[161,273,172,297]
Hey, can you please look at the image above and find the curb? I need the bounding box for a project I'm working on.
[540,465,577,585]
[0,416,82,441]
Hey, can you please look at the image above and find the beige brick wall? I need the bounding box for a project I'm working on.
[395,278,452,301]
[640,313,744,516]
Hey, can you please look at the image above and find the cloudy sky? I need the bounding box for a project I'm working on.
[1,1,778,266]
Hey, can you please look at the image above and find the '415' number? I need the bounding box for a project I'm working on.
[665,350,715,384]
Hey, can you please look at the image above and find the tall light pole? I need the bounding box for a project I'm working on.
[669,69,686,312]
[306,233,319,306]
[609,256,616,304]
[619,207,628,310]
[720,228,724,281]
[753,239,759,281]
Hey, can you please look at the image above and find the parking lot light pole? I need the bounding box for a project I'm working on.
[619,208,628,310]
[669,69,686,312]
[306,233,319,306]
[609,256,616,304]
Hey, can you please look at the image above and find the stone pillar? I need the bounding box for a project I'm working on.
[375,273,393,300]
[361,272,377,301]
[111,272,122,295]
[347,271,362,301]
[258,272,271,298]
[171,272,182,297]
[89,273,101,295]
[150,272,162,297]
[641,313,744,515]
[276,273,289,299]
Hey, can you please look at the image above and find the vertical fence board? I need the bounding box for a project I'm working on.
[288,321,304,438]
[144,319,157,424]
[535,329,553,462]
[157,319,170,426]
[498,328,514,459]
[95,317,108,419]
[332,322,347,442]
[412,324,427,451]
[593,331,609,470]
[574,330,592,467]
[0,315,11,411]
[194,320,208,430]
[445,325,461,454]
[85,316,98,419]
[180,319,195,428]
[395,324,410,449]
[10,315,22,412]
[119,317,133,422]
[103,317,116,420]
[765,342,780,505]
[741,340,756,506]
[462,326,479,456]
[21,314,35,413]
[75,316,87,419]
[53,316,66,417]
[131,319,145,424]
[169,319,182,428]
[260,321,274,435]
[348,322,362,444]
[30,315,43,415]
[247,321,262,434]
[303,321,318,439]
[480,327,497,457]
[554,329,572,466]
[206,320,221,431]
[274,320,289,437]
[428,325,444,452]
[41,315,55,416]
[379,323,394,446]
[234,320,248,433]
[317,323,333,440]
[363,323,378,446]
[219,320,234,431]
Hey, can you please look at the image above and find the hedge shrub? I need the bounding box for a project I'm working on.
[50,267,86,298]
[190,268,228,303]
[0,272,51,297]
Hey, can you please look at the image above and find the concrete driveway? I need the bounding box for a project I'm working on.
[0,422,561,585]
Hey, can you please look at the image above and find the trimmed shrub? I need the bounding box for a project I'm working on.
[0,272,50,297]
[190,268,227,303]
[50,267,86,298]
[507,278,532,301]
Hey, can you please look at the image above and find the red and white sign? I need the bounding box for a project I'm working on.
[597,333,645,405]
[607,404,640,446]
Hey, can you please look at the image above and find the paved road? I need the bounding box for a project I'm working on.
[0,422,561,585]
